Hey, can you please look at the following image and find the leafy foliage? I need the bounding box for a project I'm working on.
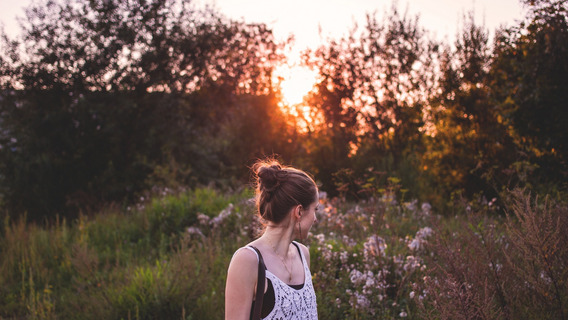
[422,13,517,207]
[303,6,438,197]
[0,0,566,221]
[490,0,568,190]
[0,0,289,220]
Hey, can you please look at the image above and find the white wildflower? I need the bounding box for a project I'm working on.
[540,271,552,285]
[315,233,326,245]
[407,227,433,251]
[210,203,233,227]
[353,292,370,309]
[421,202,432,215]
[187,226,205,238]
[403,255,422,272]
[405,199,418,212]
[417,226,433,238]
[364,234,387,259]
[197,213,210,225]
[408,238,421,251]
[340,251,349,264]
[489,262,503,273]
[350,269,365,286]
[343,235,357,247]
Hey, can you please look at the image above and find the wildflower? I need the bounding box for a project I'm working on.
[407,238,421,251]
[407,227,433,251]
[381,192,397,204]
[351,292,370,310]
[405,199,418,212]
[393,254,404,266]
[314,233,326,245]
[540,271,552,285]
[364,234,387,259]
[324,205,337,215]
[187,226,205,238]
[417,226,433,238]
[399,311,408,317]
[342,235,357,247]
[321,245,334,260]
[403,255,422,272]
[340,251,349,264]
[350,269,365,286]
[210,203,233,227]
[197,213,210,225]
[421,202,432,215]
[409,291,415,299]
[489,262,502,273]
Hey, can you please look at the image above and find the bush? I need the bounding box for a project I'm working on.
[418,190,568,320]
[0,187,566,319]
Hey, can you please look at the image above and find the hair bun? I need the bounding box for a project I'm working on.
[257,164,284,194]
[252,159,317,224]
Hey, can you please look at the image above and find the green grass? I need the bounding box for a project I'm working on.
[0,188,566,319]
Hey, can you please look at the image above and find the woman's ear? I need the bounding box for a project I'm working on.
[295,205,303,219]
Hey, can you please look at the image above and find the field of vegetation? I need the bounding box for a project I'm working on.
[1,186,566,319]
[1,0,567,318]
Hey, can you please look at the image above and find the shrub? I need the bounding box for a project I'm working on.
[418,190,568,320]
[1,187,566,319]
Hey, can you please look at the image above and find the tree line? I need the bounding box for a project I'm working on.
[0,0,566,221]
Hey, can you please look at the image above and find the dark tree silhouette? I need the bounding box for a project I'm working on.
[0,0,284,219]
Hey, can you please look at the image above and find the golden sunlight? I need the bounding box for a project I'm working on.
[274,65,318,105]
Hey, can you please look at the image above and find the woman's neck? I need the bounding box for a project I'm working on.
[260,225,295,257]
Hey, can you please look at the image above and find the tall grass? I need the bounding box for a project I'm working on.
[0,187,252,319]
[417,190,568,320]
[0,187,566,319]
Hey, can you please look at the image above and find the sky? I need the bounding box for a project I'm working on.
[0,0,528,104]
[198,0,528,50]
[1,0,527,50]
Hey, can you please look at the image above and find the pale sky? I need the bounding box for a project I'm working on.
[199,0,527,49]
[1,0,527,51]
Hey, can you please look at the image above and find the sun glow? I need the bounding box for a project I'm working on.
[274,65,318,106]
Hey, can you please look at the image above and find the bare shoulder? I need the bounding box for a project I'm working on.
[296,242,311,267]
[226,247,259,298]
[225,246,259,319]
[229,246,259,271]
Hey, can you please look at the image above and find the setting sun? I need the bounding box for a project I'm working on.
[274,65,318,105]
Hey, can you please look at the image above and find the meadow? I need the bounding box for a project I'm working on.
[0,186,566,319]
[1,1,566,319]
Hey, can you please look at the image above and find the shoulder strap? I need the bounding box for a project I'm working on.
[249,246,265,320]
[291,241,304,265]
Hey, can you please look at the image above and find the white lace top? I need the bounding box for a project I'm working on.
[245,241,318,320]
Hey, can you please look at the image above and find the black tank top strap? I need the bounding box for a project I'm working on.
[291,241,303,264]
[248,246,266,320]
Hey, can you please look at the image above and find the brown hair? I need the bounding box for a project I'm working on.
[253,160,318,224]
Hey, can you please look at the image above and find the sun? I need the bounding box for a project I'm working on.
[274,65,318,106]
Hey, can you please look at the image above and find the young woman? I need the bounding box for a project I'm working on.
[225,160,319,320]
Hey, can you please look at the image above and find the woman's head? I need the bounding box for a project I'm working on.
[253,160,318,224]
